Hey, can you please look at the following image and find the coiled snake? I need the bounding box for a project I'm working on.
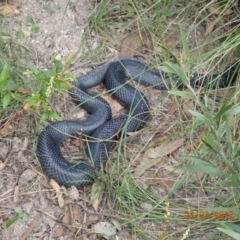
[37,58,239,187]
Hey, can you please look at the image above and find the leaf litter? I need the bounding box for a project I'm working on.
[0,0,238,239]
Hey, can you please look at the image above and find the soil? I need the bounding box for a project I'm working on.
[0,1,239,240]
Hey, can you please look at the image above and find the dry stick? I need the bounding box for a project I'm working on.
[0,204,15,209]
[77,201,127,221]
[37,209,76,233]
[20,214,40,240]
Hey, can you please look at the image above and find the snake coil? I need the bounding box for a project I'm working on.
[37,58,239,187]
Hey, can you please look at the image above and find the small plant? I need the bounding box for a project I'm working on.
[25,58,75,122]
[5,207,28,229]
[27,16,40,34]
[0,64,19,109]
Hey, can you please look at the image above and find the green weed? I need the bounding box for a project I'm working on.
[26,58,75,122]
[5,207,28,229]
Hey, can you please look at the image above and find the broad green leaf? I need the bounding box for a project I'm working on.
[225,106,240,118]
[14,206,22,214]
[223,223,240,233]
[31,66,40,76]
[7,81,19,91]
[182,164,228,177]
[164,61,189,85]
[217,227,240,240]
[54,59,63,74]
[234,149,240,158]
[202,135,220,152]
[22,213,28,221]
[168,90,195,100]
[54,80,70,91]
[27,93,40,105]
[39,87,48,99]
[5,217,21,228]
[40,112,48,123]
[188,110,212,125]
[36,69,55,82]
[215,103,233,120]
[2,93,11,109]
[0,64,9,85]
[218,180,240,187]
[62,73,75,81]
[49,111,61,120]
[223,122,232,143]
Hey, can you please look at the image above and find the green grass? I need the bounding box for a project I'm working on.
[82,1,240,239]
[1,0,240,239]
[0,17,27,119]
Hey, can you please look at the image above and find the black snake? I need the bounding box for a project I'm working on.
[37,58,239,187]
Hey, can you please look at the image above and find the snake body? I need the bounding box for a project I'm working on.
[37,58,239,187]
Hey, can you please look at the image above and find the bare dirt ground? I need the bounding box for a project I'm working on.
[0,1,239,240]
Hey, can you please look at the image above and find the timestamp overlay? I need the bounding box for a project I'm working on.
[185,210,235,220]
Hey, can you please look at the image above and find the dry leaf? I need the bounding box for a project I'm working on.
[53,211,70,237]
[53,226,66,238]
[0,161,7,170]
[22,30,31,37]
[204,19,217,36]
[50,179,64,207]
[38,184,47,207]
[68,186,79,200]
[72,203,84,222]
[93,222,117,239]
[14,185,19,203]
[150,178,175,189]
[0,2,17,15]
[62,210,70,224]
[18,87,29,94]
[102,95,123,115]
[0,109,24,137]
[23,103,31,111]
[64,196,75,205]
[165,36,178,47]
[71,137,82,147]
[182,101,193,118]
[90,183,103,211]
[87,214,99,224]
[134,138,185,177]
[30,231,45,237]
[0,123,13,137]
[120,30,149,57]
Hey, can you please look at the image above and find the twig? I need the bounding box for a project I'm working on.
[20,214,40,240]
[37,209,75,233]
[0,204,16,209]
[77,201,127,221]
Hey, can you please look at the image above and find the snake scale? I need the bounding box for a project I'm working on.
[37,58,239,187]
